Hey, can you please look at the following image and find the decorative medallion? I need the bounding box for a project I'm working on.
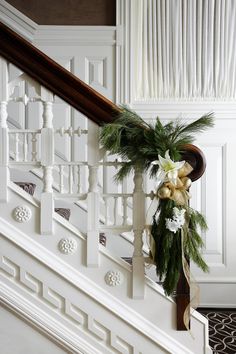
[13,205,32,223]
[58,238,77,255]
[105,270,123,287]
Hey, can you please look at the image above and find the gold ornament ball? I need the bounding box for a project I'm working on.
[158,186,171,199]
[181,177,192,189]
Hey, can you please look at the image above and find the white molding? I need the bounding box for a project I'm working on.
[0,283,96,354]
[9,181,86,240]
[0,216,207,354]
[200,303,236,308]
[33,26,116,46]
[0,1,116,47]
[0,0,37,41]
[196,277,236,284]
[9,177,208,323]
[9,181,39,207]
[129,101,236,119]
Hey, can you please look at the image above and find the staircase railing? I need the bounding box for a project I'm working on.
[0,21,206,330]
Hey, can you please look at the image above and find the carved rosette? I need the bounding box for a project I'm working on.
[105,270,123,287]
[58,238,77,255]
[13,205,32,223]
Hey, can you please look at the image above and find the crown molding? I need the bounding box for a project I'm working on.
[33,26,116,46]
[0,0,37,41]
[0,1,116,46]
[128,100,236,120]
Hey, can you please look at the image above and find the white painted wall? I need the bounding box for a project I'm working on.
[0,305,69,354]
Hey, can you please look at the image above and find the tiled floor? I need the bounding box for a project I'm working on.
[198,309,236,354]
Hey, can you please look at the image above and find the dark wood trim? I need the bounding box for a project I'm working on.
[177,145,205,330]
[181,144,206,182]
[0,21,120,125]
[176,261,190,330]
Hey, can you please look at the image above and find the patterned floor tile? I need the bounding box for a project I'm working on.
[199,310,236,354]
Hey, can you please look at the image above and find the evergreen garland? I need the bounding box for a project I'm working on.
[100,107,214,295]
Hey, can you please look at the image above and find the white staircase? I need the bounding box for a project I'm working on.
[0,25,212,354]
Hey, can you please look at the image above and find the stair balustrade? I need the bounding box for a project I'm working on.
[0,21,207,329]
[0,53,146,298]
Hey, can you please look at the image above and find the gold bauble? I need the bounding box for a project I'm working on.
[158,186,171,199]
[181,177,192,189]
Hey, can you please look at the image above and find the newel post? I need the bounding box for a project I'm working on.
[176,144,206,330]
[0,57,9,202]
[132,167,145,299]
[87,120,100,267]
[40,87,54,234]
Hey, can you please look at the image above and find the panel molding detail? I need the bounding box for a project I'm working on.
[0,212,209,354]
[85,57,107,88]
[0,253,136,354]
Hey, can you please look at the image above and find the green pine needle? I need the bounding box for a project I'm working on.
[100,106,214,181]
[100,106,213,295]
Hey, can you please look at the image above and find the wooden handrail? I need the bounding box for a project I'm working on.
[0,21,120,125]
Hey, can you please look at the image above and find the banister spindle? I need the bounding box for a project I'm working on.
[113,196,118,225]
[23,132,28,162]
[15,133,19,161]
[132,167,145,299]
[69,164,73,194]
[87,120,100,267]
[122,196,128,226]
[76,165,81,194]
[40,87,54,234]
[31,132,37,161]
[0,57,9,202]
[59,165,64,193]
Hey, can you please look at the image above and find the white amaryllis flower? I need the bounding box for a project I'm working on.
[165,207,186,233]
[152,150,185,185]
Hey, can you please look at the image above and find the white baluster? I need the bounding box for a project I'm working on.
[59,165,64,193]
[87,120,100,267]
[43,166,53,193]
[15,133,19,161]
[23,132,28,162]
[122,196,128,225]
[77,165,81,194]
[31,132,37,161]
[69,164,73,194]
[40,87,54,234]
[104,198,108,225]
[113,196,118,225]
[132,167,145,299]
[0,57,9,202]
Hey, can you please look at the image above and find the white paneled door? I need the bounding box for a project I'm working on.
[191,117,236,307]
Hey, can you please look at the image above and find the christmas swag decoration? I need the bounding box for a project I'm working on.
[100,107,214,296]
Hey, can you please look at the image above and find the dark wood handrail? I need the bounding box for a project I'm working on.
[0,21,120,125]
